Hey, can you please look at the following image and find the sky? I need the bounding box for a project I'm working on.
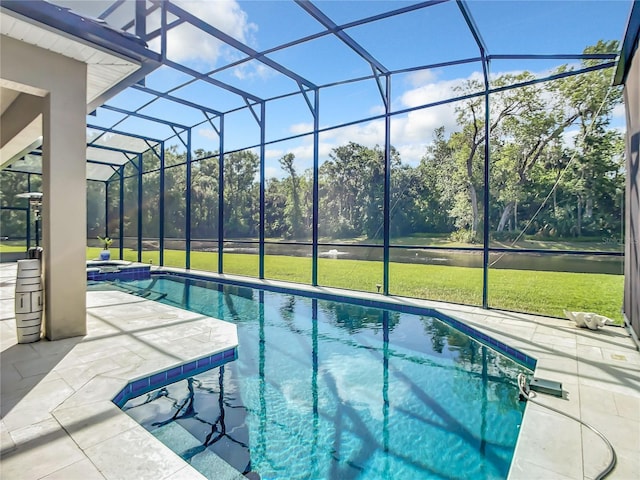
[59,0,634,178]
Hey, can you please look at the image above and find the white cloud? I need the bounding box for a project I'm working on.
[325,120,387,147]
[197,128,219,140]
[279,69,551,166]
[396,143,431,167]
[369,104,385,115]
[151,0,257,66]
[229,65,626,169]
[405,69,437,87]
[400,72,481,110]
[265,148,284,160]
[232,62,273,81]
[289,122,314,135]
[302,72,474,165]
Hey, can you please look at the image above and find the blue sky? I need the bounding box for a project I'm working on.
[68,0,633,175]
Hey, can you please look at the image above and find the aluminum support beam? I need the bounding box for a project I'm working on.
[88,123,163,145]
[98,0,125,21]
[218,115,225,274]
[312,90,320,286]
[105,180,110,238]
[160,0,317,90]
[159,141,165,266]
[163,59,262,104]
[185,128,192,269]
[259,102,266,279]
[100,104,190,130]
[119,166,124,259]
[295,0,389,74]
[131,84,223,116]
[383,75,391,295]
[137,153,143,262]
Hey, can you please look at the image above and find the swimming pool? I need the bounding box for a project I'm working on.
[104,274,532,479]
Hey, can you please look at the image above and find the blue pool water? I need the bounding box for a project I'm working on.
[107,275,531,480]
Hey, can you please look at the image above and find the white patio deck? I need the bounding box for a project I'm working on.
[1,262,639,479]
[1,263,240,480]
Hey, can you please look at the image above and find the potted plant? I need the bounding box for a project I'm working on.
[97,235,113,260]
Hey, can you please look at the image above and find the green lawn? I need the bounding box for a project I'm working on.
[0,243,27,253]
[87,247,624,325]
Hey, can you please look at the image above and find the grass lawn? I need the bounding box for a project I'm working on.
[87,247,624,325]
[0,243,28,253]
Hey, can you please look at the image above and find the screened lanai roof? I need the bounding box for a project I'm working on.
[1,0,635,181]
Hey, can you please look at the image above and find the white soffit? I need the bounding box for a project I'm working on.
[0,11,140,109]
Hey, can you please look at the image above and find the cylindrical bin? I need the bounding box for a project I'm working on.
[15,259,43,343]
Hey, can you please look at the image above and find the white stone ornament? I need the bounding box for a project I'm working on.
[564,310,613,330]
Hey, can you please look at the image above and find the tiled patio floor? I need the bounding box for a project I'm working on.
[1,263,639,479]
[1,263,239,480]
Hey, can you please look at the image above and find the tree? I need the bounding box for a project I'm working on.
[551,40,623,237]
[0,171,29,240]
[191,154,219,239]
[415,126,458,234]
[224,150,259,238]
[279,153,305,239]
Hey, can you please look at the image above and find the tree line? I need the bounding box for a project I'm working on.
[88,42,622,246]
[1,42,624,248]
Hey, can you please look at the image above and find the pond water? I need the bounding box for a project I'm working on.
[221,243,623,275]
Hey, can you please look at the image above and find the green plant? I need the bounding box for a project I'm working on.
[97,236,113,250]
[450,229,477,244]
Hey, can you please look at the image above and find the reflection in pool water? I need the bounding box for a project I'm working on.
[118,275,531,480]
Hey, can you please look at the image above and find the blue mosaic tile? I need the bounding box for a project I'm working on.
[149,372,166,388]
[197,357,210,369]
[112,347,238,407]
[212,352,223,363]
[86,265,151,282]
[182,361,197,374]
[131,378,149,394]
[113,390,124,405]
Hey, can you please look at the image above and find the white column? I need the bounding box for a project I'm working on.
[1,36,88,339]
[41,76,87,339]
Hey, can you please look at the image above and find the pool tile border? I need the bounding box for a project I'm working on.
[87,265,151,282]
[158,270,537,371]
[112,346,238,408]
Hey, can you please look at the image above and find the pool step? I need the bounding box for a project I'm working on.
[152,422,200,457]
[152,422,243,479]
